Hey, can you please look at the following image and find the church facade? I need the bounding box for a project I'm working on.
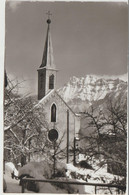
[37,18,81,153]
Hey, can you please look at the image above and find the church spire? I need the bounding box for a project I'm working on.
[37,12,57,100]
[40,12,55,69]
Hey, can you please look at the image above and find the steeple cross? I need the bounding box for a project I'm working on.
[46,11,52,19]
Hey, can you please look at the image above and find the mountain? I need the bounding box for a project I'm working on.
[58,74,127,112]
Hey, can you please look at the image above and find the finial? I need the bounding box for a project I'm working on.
[46,11,52,24]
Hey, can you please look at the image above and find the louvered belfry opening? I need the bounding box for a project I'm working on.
[49,74,54,89]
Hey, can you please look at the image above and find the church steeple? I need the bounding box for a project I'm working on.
[40,18,55,69]
[37,13,57,100]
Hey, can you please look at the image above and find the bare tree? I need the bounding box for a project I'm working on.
[79,96,127,178]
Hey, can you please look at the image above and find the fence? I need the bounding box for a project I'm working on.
[21,178,126,194]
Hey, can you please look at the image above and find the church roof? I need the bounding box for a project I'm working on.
[37,89,80,117]
[39,19,56,70]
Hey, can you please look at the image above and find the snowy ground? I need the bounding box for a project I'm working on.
[3,173,120,194]
[4,173,33,193]
[4,171,69,193]
[4,173,90,194]
[3,162,33,193]
[3,161,125,194]
[4,162,68,193]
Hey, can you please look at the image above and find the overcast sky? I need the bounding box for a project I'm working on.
[5,1,128,95]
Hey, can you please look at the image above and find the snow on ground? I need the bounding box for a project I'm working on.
[3,162,33,193]
[18,161,52,179]
[4,172,33,193]
[4,169,34,193]
[55,177,93,194]
[56,162,125,194]
[4,162,67,193]
[5,162,18,176]
[65,163,124,184]
[4,171,68,193]
[3,161,125,194]
[18,161,95,193]
[37,176,68,193]
[18,161,68,193]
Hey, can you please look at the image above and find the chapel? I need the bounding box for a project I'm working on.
[37,16,81,153]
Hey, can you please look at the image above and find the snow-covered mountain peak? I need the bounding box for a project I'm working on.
[58,74,127,104]
[69,74,127,86]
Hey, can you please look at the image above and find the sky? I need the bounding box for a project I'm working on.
[4,1,128,95]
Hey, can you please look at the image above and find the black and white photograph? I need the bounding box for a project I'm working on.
[2,0,128,194]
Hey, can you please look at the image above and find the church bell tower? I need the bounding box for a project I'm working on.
[37,13,57,100]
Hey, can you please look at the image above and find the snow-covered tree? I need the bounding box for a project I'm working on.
[4,77,51,166]
[4,77,67,168]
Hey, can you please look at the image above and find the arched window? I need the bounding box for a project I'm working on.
[40,73,43,89]
[51,104,56,122]
[49,74,54,89]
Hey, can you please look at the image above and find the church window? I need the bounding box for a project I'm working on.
[49,74,54,89]
[51,104,56,122]
[40,73,43,89]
